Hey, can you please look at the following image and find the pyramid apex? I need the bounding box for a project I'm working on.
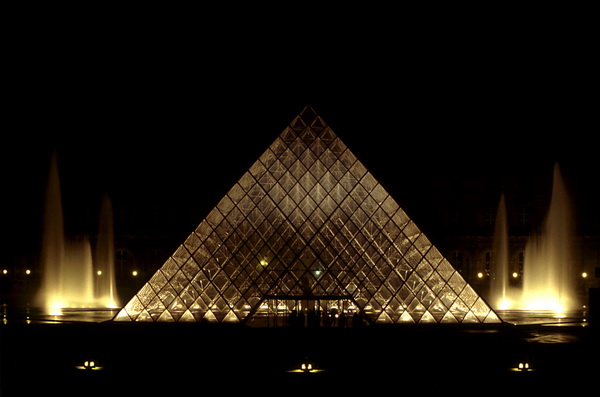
[292,105,327,134]
[299,105,318,124]
[289,105,327,134]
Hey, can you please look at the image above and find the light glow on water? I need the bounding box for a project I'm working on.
[496,298,512,311]
[520,297,565,313]
[49,303,64,316]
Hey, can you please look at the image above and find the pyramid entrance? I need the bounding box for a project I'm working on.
[114,106,501,325]
[247,295,360,328]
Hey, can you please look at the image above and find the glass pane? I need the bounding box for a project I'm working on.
[339,171,358,193]
[258,171,276,192]
[449,272,467,295]
[308,183,327,205]
[349,160,367,180]
[169,270,189,295]
[290,136,308,157]
[279,148,297,168]
[290,159,308,181]
[258,148,276,169]
[329,160,347,179]
[361,173,377,193]
[238,172,255,192]
[309,159,327,180]
[227,183,245,203]
[339,148,357,168]
[391,208,410,229]
[248,183,266,204]
[248,159,267,179]
[171,245,190,267]
[309,137,327,157]
[180,259,200,281]
[269,160,286,180]
[321,148,336,168]
[278,171,295,191]
[299,148,317,169]
[161,258,180,280]
[137,283,157,306]
[320,171,336,192]
[183,232,201,255]
[350,183,368,204]
[124,296,144,318]
[269,136,288,155]
[289,183,307,205]
[329,137,347,157]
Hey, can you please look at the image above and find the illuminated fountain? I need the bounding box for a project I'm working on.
[492,163,577,314]
[36,152,119,314]
[520,163,576,311]
[94,193,119,308]
[489,193,509,307]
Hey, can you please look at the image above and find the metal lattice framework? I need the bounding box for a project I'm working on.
[114,106,501,324]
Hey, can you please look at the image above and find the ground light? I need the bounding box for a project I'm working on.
[509,361,534,372]
[287,360,325,374]
[75,360,104,371]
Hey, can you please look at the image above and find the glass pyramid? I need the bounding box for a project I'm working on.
[114,106,501,324]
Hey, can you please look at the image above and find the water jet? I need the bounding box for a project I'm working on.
[36,152,119,312]
[490,163,578,314]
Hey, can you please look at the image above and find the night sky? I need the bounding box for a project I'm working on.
[3,8,598,266]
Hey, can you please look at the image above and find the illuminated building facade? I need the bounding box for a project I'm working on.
[114,106,500,324]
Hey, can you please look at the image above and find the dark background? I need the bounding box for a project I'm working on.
[2,6,598,268]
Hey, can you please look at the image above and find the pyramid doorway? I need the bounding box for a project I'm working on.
[114,106,501,325]
[247,295,360,328]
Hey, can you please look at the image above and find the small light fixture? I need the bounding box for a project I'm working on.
[510,361,533,372]
[25,269,31,275]
[260,259,268,267]
[2,269,8,275]
[76,359,103,371]
[512,272,519,278]
[477,272,483,279]
[96,270,102,276]
[287,360,324,374]
[132,270,138,277]
[581,272,588,278]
